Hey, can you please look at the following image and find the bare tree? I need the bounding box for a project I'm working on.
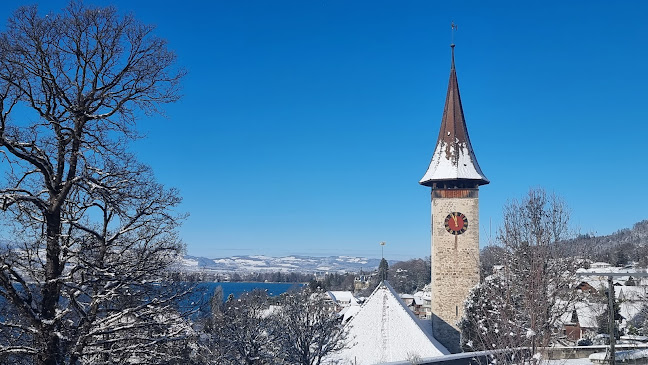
[275,289,348,365]
[460,188,582,359]
[0,2,185,364]
[390,257,431,294]
[202,289,278,365]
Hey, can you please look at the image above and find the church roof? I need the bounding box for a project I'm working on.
[420,46,489,187]
[334,281,449,364]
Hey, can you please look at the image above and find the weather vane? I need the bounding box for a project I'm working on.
[451,21,457,47]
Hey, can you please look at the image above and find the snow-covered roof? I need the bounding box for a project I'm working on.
[578,302,604,329]
[557,300,604,329]
[419,47,488,187]
[340,305,361,323]
[618,286,648,302]
[620,301,646,325]
[334,281,449,364]
[327,291,358,306]
[591,262,612,269]
[419,139,488,185]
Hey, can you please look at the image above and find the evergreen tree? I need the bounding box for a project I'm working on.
[597,289,623,339]
[378,258,389,282]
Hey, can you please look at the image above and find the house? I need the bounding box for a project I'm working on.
[400,293,427,319]
[326,291,358,308]
[354,274,372,291]
[576,281,598,294]
[560,301,604,340]
[560,265,648,341]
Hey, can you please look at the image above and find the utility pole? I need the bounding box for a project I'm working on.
[607,276,615,365]
[576,272,648,365]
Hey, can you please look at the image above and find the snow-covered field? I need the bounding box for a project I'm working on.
[171,254,386,273]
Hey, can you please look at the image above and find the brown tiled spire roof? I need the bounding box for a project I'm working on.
[419,45,489,187]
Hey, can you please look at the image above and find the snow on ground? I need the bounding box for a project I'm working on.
[179,258,199,267]
[277,263,298,268]
[590,349,648,362]
[335,256,368,264]
[545,359,593,365]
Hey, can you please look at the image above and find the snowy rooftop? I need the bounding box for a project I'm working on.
[334,281,448,364]
[558,300,604,329]
[327,291,358,306]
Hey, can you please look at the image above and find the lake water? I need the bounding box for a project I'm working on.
[183,282,304,315]
[201,282,303,300]
[0,282,302,320]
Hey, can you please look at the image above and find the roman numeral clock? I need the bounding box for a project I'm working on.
[419,43,489,354]
[445,212,468,235]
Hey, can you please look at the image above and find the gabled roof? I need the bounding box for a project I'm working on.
[420,46,489,187]
[558,300,604,329]
[327,291,358,306]
[335,281,449,364]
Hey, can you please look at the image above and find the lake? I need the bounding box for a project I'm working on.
[183,281,305,315]
[0,282,304,321]
[202,281,304,300]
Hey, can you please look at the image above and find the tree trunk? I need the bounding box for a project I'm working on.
[39,208,63,365]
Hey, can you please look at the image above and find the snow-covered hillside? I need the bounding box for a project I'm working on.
[172,254,385,273]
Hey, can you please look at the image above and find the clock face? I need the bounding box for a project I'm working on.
[445,212,468,235]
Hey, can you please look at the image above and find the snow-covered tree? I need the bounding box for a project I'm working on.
[201,289,278,365]
[459,274,527,352]
[275,289,348,365]
[196,287,349,365]
[461,188,581,357]
[0,2,186,364]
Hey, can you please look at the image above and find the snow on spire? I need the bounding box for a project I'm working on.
[419,45,489,187]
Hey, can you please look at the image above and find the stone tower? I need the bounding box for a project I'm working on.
[419,44,489,353]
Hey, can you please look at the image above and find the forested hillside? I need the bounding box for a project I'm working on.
[565,219,648,267]
[480,219,648,278]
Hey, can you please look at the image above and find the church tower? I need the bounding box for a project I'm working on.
[420,44,489,353]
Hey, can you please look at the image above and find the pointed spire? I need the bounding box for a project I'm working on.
[419,45,489,187]
[450,44,455,70]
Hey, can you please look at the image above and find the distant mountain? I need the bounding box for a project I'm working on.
[172,254,388,273]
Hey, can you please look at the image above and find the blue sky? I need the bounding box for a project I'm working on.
[2,1,647,260]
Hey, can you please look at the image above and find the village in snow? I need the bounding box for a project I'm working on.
[316,261,648,364]
[1,1,648,365]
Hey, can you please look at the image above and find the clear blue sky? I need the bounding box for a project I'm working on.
[2,1,647,260]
